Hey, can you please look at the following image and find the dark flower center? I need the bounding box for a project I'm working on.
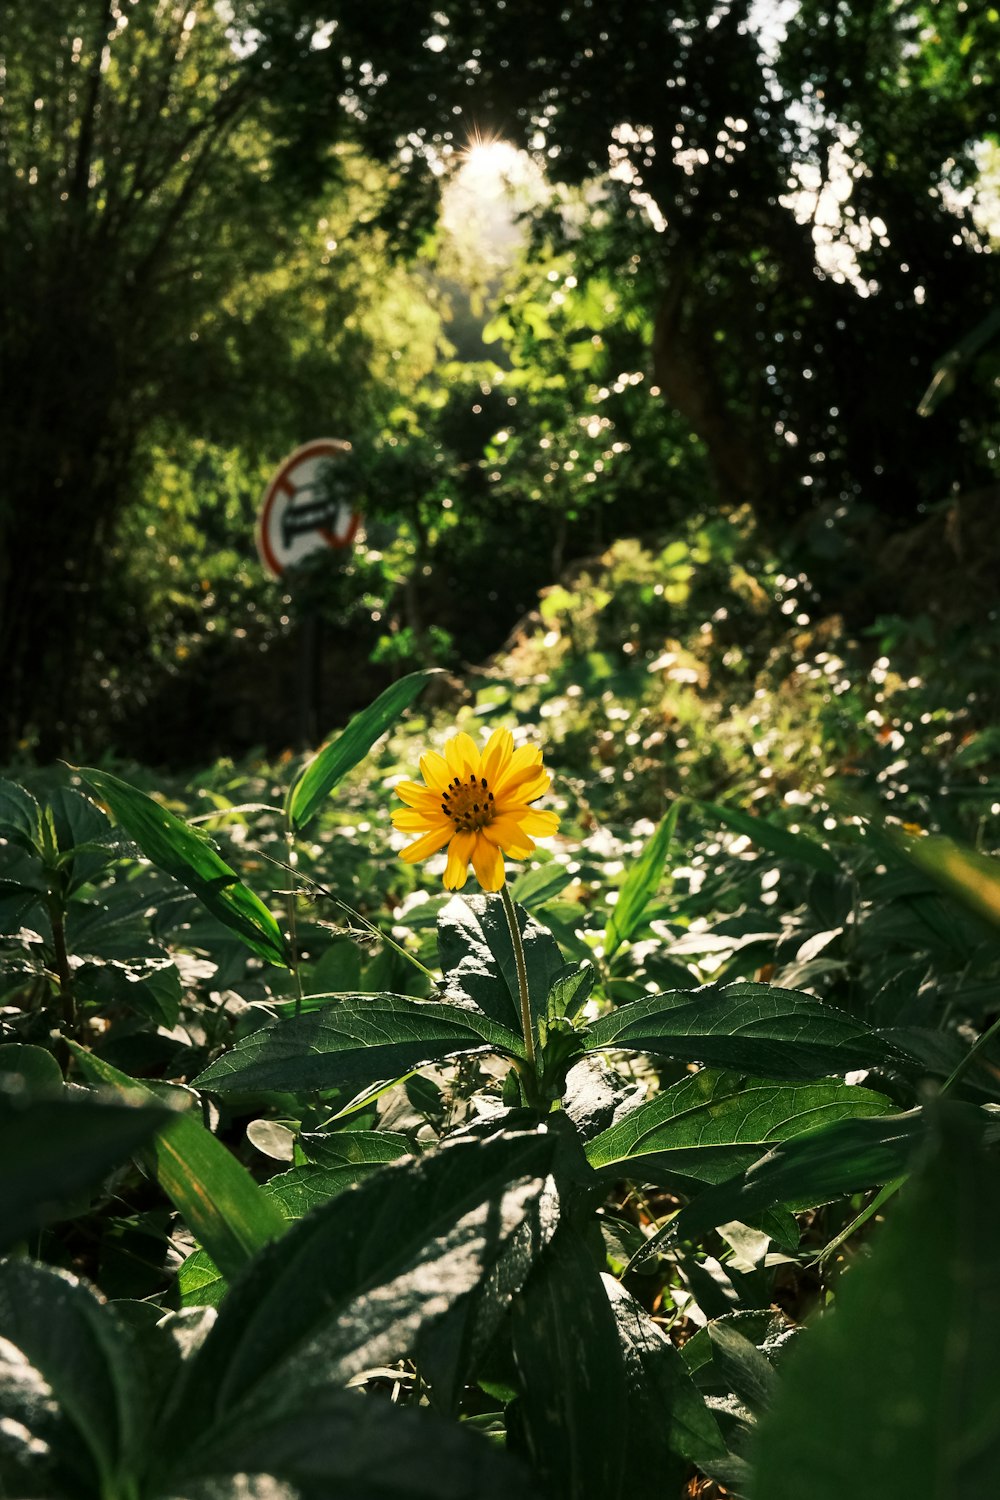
[441,773,496,833]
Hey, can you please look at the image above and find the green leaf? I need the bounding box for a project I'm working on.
[166,1131,558,1447]
[510,861,573,909]
[78,769,289,967]
[586,1071,893,1191]
[584,981,900,1079]
[0,1259,144,1498]
[286,669,438,832]
[0,777,44,854]
[698,800,838,874]
[48,786,117,892]
[192,995,524,1098]
[509,1227,627,1500]
[177,1138,415,1310]
[752,1106,1000,1498]
[702,1321,780,1419]
[438,893,565,1037]
[298,1128,413,1169]
[0,1086,173,1248]
[70,1048,286,1279]
[166,1389,539,1500]
[177,1250,230,1310]
[897,830,1000,932]
[632,1109,928,1267]
[605,1276,731,1483]
[605,800,683,958]
[547,960,595,1022]
[0,1042,65,1092]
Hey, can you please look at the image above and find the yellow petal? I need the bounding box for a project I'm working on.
[514,808,560,838]
[419,751,451,793]
[482,814,536,858]
[394,779,444,811]
[497,772,550,810]
[400,822,453,864]
[443,830,476,889]
[472,833,505,892]
[392,807,440,832]
[444,731,481,780]
[481,727,514,785]
[492,744,544,799]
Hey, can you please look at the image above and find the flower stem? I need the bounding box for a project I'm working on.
[284,814,304,1015]
[46,893,75,1036]
[941,1010,1000,1096]
[500,883,536,1071]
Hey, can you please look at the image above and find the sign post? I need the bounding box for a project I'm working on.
[257,439,362,747]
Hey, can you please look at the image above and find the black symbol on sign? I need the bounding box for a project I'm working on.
[281,482,347,549]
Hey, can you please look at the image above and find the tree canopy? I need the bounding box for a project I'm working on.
[1,1,998,756]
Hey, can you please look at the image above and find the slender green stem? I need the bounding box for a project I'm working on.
[248,847,436,982]
[283,815,304,1014]
[323,893,437,981]
[47,894,75,1034]
[813,1014,1000,1267]
[941,1010,1000,1097]
[812,1175,905,1268]
[500,882,536,1070]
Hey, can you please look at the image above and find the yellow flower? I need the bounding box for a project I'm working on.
[391,728,559,892]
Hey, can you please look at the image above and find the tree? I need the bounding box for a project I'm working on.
[297,0,998,594]
[0,0,349,754]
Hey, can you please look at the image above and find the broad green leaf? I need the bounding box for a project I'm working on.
[298,1128,413,1169]
[286,669,438,832]
[510,861,573,909]
[752,1106,1000,1498]
[165,1389,539,1500]
[681,1309,793,1381]
[605,800,683,958]
[166,1131,558,1447]
[702,1321,779,1419]
[177,1250,230,1310]
[584,981,900,1079]
[70,1048,286,1279]
[547,960,596,1022]
[699,800,838,874]
[0,1086,173,1248]
[605,1276,731,1485]
[586,1071,892,1191]
[48,786,118,892]
[416,1118,571,1413]
[631,1109,928,1267]
[0,1041,64,1092]
[192,995,524,1097]
[0,1259,144,1498]
[0,777,44,854]
[177,1138,415,1309]
[509,1227,627,1500]
[79,769,289,967]
[438,893,565,1037]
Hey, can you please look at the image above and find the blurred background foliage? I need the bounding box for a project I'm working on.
[1,0,998,763]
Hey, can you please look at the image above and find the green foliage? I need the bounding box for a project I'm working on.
[287,670,440,832]
[753,1106,1000,1496]
[2,618,1000,1494]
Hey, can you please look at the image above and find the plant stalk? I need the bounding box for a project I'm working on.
[284,815,304,1014]
[47,894,76,1034]
[500,882,536,1071]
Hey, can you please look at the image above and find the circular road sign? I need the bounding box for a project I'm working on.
[257,438,360,579]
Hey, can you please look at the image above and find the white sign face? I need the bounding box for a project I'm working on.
[256,438,360,579]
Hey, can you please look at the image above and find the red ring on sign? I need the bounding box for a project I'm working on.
[257,439,357,579]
